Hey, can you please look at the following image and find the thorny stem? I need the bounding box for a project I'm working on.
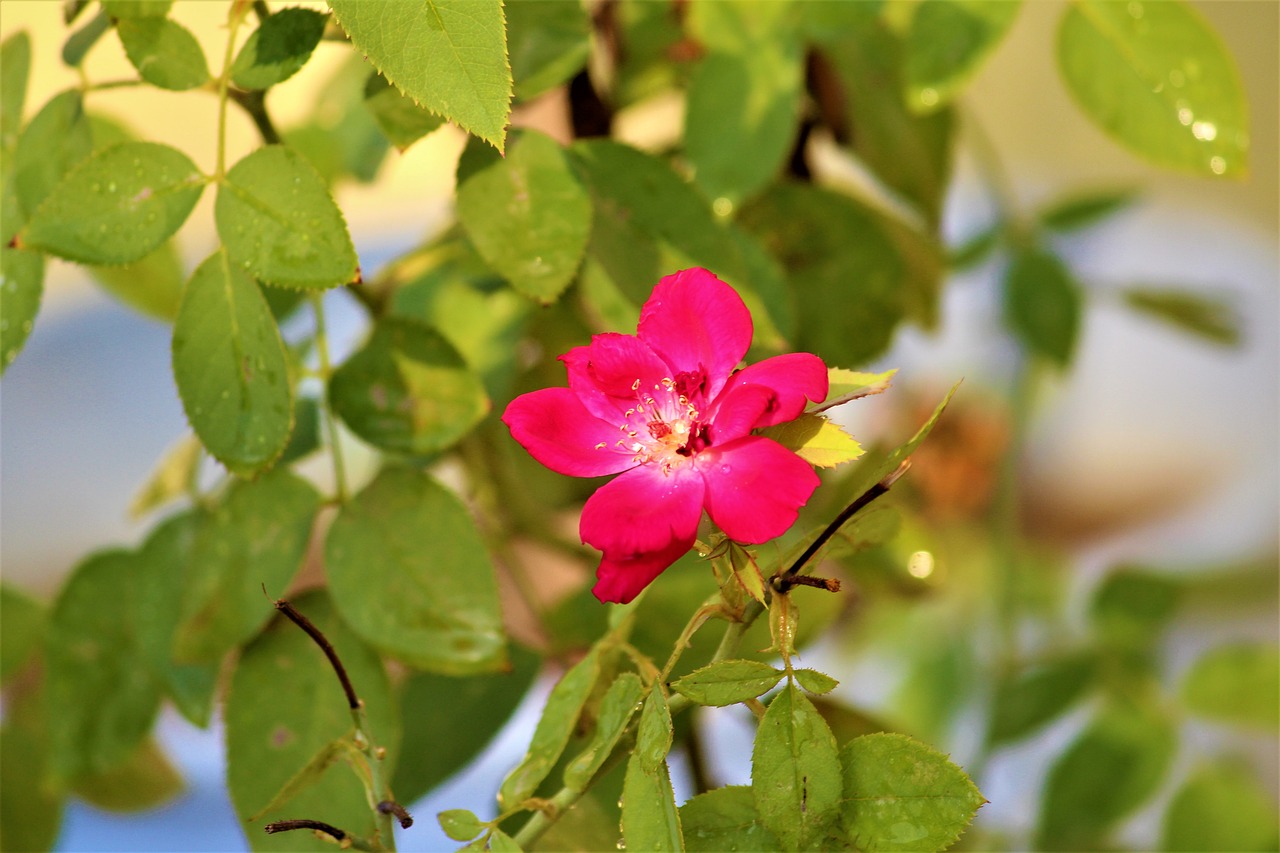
[310,294,350,503]
[272,595,404,851]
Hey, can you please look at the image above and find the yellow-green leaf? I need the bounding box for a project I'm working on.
[760,413,863,469]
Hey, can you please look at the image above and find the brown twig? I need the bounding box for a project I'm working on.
[269,590,359,709]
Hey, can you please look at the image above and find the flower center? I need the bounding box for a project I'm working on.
[612,373,710,472]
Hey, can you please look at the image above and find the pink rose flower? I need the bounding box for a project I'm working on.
[502,268,829,604]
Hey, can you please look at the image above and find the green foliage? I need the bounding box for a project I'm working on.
[839,733,986,852]
[1,3,1260,850]
[216,145,356,288]
[1057,0,1248,176]
[172,251,293,476]
[1181,642,1280,730]
[327,0,511,151]
[225,591,399,853]
[325,467,506,674]
[456,130,592,304]
[753,683,843,850]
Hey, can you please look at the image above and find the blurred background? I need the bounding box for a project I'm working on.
[1,1,1275,851]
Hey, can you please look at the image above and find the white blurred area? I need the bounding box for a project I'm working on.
[1,2,1275,852]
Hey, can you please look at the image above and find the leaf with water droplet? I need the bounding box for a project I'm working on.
[564,673,645,791]
[752,683,842,850]
[216,145,356,289]
[622,751,685,852]
[636,687,674,771]
[1057,0,1248,176]
[171,250,293,477]
[671,659,785,707]
[12,89,92,219]
[23,141,204,265]
[680,786,779,852]
[0,247,43,375]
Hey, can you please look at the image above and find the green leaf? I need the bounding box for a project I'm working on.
[987,652,1097,746]
[456,131,591,303]
[948,225,999,270]
[392,645,541,804]
[116,17,209,90]
[226,590,399,853]
[684,2,803,204]
[637,687,674,771]
[0,584,42,682]
[329,316,489,455]
[738,184,906,366]
[71,737,183,812]
[759,414,863,469]
[364,73,444,150]
[23,140,204,265]
[1057,0,1249,177]
[279,395,321,464]
[727,543,768,606]
[0,247,43,374]
[325,467,506,674]
[813,368,897,413]
[1161,759,1280,852]
[507,0,590,101]
[1037,187,1137,231]
[173,470,319,663]
[230,7,326,90]
[681,786,780,852]
[904,0,1022,112]
[62,10,111,68]
[439,808,486,842]
[134,512,218,727]
[89,238,184,321]
[794,669,839,695]
[172,250,294,476]
[1122,286,1241,346]
[12,89,92,218]
[499,648,601,808]
[839,732,985,852]
[45,550,163,780]
[623,753,685,852]
[753,683,842,850]
[1181,642,1280,730]
[489,829,524,851]
[1036,701,1175,851]
[672,660,785,708]
[1,31,32,151]
[327,0,511,151]
[216,145,357,288]
[0,693,64,853]
[129,434,200,519]
[1002,246,1081,367]
[565,673,646,790]
[1089,566,1181,652]
[102,1,173,18]
[819,21,954,225]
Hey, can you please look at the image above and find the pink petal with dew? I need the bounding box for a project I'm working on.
[716,353,829,429]
[707,383,778,444]
[592,536,696,604]
[697,436,820,543]
[580,463,705,558]
[637,268,752,398]
[501,387,636,478]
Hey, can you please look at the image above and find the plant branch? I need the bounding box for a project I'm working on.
[227,87,282,145]
[273,596,359,709]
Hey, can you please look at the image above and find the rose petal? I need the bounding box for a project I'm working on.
[580,463,704,557]
[561,333,672,422]
[697,436,819,543]
[502,388,636,477]
[591,537,695,604]
[707,383,777,444]
[637,268,752,398]
[715,353,829,429]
